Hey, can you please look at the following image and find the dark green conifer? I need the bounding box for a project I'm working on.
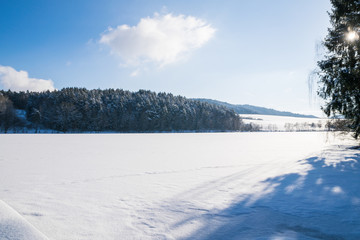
[318,0,360,138]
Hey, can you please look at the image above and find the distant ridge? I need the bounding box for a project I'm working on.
[193,99,318,119]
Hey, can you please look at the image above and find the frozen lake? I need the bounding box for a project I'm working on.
[0,132,359,239]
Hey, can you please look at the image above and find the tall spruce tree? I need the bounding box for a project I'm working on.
[318,0,360,138]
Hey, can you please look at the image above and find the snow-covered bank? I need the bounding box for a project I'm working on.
[0,132,359,239]
[0,200,48,240]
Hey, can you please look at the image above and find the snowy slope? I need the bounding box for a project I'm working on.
[0,133,359,239]
[0,200,48,240]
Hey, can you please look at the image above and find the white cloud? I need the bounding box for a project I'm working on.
[0,65,55,92]
[130,69,140,77]
[99,13,216,68]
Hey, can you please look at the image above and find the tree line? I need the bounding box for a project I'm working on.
[0,88,246,133]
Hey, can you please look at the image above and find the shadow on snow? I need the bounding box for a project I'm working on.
[176,145,360,240]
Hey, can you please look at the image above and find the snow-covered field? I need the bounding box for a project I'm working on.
[240,114,328,131]
[0,132,360,239]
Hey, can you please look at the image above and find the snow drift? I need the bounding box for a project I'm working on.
[0,200,48,240]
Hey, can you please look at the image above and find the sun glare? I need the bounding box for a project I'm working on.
[346,31,359,41]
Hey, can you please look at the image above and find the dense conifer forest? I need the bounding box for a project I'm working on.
[0,88,248,133]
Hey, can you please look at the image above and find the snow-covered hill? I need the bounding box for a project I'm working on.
[0,133,359,239]
[240,114,329,131]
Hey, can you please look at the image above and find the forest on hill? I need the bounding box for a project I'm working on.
[0,88,253,133]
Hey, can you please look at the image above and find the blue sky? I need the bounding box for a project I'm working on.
[0,0,331,116]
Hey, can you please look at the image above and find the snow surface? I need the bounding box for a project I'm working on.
[0,132,359,239]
